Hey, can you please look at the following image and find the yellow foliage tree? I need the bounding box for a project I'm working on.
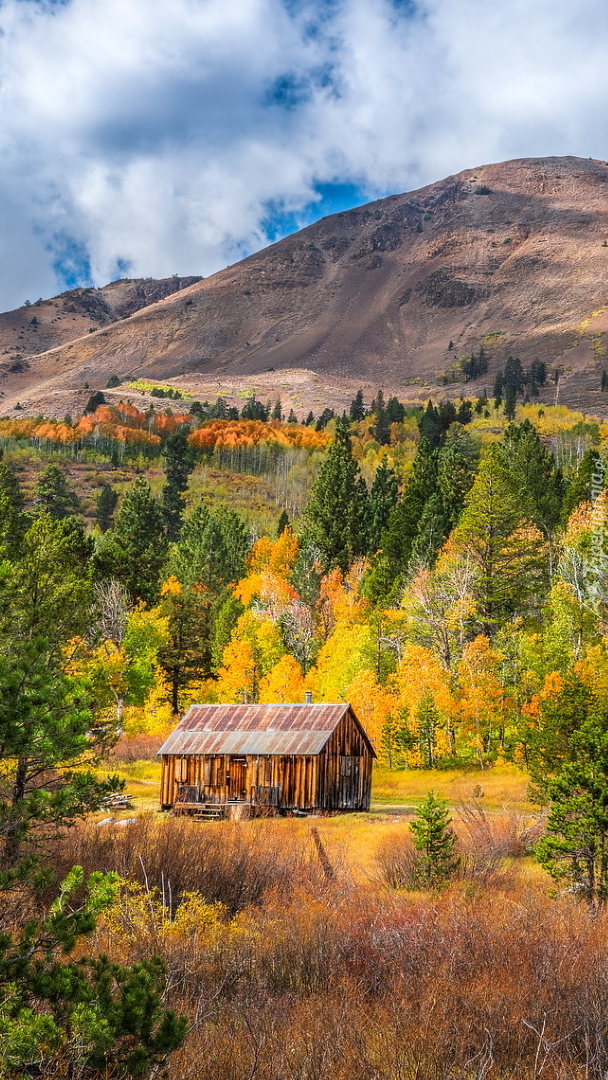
[235,529,299,619]
[391,644,455,767]
[258,654,306,703]
[214,611,284,703]
[307,620,376,703]
[457,635,511,764]
[347,668,396,752]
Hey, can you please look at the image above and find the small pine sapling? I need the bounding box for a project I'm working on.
[409,792,460,888]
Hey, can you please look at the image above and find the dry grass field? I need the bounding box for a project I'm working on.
[97,760,539,882]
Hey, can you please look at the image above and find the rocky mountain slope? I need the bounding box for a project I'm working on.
[0,275,200,388]
[2,156,608,417]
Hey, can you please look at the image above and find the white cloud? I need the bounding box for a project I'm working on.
[0,0,607,308]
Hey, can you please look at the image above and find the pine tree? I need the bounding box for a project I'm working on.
[374,406,391,445]
[410,433,477,570]
[503,385,517,421]
[84,389,106,413]
[418,400,443,447]
[272,397,283,420]
[0,869,187,1076]
[159,579,211,713]
[409,792,460,888]
[498,419,564,538]
[172,504,249,592]
[277,509,290,536]
[349,389,365,422]
[602,370,607,392]
[532,677,608,906]
[561,449,604,523]
[386,396,406,424]
[95,476,168,604]
[0,514,118,868]
[161,428,195,541]
[95,482,118,533]
[451,444,548,633]
[301,419,369,571]
[367,457,398,553]
[416,692,441,767]
[287,408,298,424]
[381,439,437,567]
[33,463,80,520]
[315,408,335,431]
[0,461,26,555]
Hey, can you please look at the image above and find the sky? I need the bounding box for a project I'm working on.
[0,0,607,310]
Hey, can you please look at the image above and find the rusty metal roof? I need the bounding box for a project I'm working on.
[157,702,374,757]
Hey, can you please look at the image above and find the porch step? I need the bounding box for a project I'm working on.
[172,801,227,821]
[191,806,226,821]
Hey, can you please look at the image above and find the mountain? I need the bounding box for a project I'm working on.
[2,156,608,417]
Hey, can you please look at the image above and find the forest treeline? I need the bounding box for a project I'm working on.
[2,393,608,773]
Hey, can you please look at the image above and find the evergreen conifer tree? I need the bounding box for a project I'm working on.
[451,444,548,633]
[561,449,604,523]
[161,428,195,541]
[95,482,118,533]
[277,509,290,536]
[367,457,399,553]
[409,792,460,888]
[498,420,564,537]
[532,677,608,906]
[33,464,80,520]
[349,389,365,422]
[0,869,187,1077]
[95,476,168,604]
[0,461,26,555]
[0,514,120,868]
[301,419,369,571]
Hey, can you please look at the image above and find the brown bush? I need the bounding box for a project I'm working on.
[44,815,608,1078]
[48,816,338,914]
[109,734,164,762]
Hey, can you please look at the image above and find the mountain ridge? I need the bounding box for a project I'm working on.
[3,155,608,417]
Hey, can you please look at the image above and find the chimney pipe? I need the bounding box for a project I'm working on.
[305,691,313,705]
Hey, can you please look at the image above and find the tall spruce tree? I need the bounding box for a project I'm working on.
[451,444,548,633]
[382,439,437,567]
[561,448,604,524]
[498,420,564,538]
[95,482,119,533]
[301,419,369,571]
[161,428,195,541]
[0,461,27,555]
[530,676,608,906]
[0,513,119,868]
[367,457,399,553]
[349,389,365,422]
[33,463,80,520]
[95,476,168,604]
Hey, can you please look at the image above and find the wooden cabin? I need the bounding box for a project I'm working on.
[158,700,376,817]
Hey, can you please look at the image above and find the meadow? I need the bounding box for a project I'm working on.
[43,768,605,1080]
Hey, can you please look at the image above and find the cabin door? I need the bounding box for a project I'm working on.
[339,756,360,806]
[229,758,248,801]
